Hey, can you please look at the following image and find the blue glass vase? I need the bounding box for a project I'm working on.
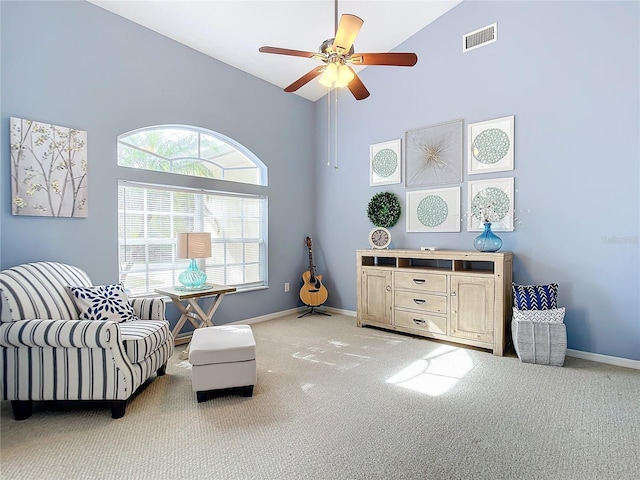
[474,222,502,252]
[179,259,207,289]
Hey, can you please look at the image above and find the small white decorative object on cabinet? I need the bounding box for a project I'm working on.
[356,249,513,356]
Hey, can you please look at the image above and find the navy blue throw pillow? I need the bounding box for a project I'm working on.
[512,283,558,310]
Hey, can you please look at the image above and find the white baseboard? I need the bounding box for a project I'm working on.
[233,306,356,325]
[231,307,304,325]
[566,349,640,370]
[322,307,356,317]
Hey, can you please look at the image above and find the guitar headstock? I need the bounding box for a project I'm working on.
[305,236,313,249]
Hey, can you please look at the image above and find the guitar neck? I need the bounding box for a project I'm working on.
[308,247,316,282]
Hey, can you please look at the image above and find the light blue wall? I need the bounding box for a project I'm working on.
[1,1,638,361]
[0,0,317,325]
[315,0,640,361]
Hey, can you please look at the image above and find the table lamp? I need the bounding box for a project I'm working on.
[176,232,211,289]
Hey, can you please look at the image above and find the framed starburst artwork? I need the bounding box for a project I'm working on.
[405,119,463,188]
[370,139,401,186]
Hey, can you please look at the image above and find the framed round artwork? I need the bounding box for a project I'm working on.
[406,187,461,233]
[467,177,515,231]
[370,139,401,186]
[468,116,515,175]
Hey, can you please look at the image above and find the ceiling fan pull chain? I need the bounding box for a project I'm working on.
[334,89,339,169]
[327,88,331,167]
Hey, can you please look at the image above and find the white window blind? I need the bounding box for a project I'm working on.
[118,182,267,295]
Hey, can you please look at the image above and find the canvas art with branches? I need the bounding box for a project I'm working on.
[10,117,88,217]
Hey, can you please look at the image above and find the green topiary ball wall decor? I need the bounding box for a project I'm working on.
[367,191,401,228]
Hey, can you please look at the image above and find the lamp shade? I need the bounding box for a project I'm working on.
[176,232,211,259]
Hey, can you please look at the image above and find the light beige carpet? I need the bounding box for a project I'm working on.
[1,313,639,480]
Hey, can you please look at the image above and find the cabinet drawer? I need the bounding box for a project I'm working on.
[395,310,447,335]
[394,291,447,314]
[394,271,447,293]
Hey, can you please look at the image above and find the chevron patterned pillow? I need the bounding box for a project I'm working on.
[70,284,139,322]
[512,283,558,310]
[513,306,565,323]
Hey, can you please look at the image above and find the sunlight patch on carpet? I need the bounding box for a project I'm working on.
[176,360,192,370]
[385,345,474,396]
[292,345,366,371]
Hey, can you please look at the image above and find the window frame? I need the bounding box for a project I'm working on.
[117,125,268,296]
[117,124,268,186]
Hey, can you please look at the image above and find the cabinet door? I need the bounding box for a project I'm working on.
[360,268,393,325]
[450,276,494,343]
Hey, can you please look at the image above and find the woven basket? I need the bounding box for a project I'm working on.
[512,320,567,366]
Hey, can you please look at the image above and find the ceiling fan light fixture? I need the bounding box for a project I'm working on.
[335,64,354,87]
[319,63,353,89]
[319,63,338,87]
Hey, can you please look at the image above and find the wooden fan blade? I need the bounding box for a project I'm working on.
[284,66,326,92]
[346,68,370,100]
[350,52,418,66]
[259,46,317,58]
[332,14,363,54]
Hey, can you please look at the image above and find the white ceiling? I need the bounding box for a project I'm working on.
[88,0,462,101]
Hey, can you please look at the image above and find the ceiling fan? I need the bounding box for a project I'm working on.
[258,1,418,100]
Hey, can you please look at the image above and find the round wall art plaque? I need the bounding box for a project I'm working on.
[472,128,510,164]
[467,116,515,175]
[372,148,398,178]
[471,187,510,222]
[417,195,448,227]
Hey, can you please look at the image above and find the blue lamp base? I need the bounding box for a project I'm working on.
[179,259,207,289]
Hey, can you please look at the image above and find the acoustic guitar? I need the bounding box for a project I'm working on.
[299,236,329,307]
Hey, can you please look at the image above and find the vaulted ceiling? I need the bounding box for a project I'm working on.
[88,1,462,101]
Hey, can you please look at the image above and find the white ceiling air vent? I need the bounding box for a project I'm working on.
[463,23,497,52]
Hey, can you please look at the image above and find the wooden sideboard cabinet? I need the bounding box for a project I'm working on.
[356,249,513,356]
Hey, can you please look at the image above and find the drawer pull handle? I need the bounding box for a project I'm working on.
[386,285,391,292]
[450,292,457,296]
[413,279,426,284]
[413,318,426,325]
[413,298,426,304]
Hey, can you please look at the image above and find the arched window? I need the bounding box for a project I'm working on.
[117,125,268,295]
[118,125,267,186]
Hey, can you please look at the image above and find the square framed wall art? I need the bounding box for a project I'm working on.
[370,139,401,186]
[10,117,88,217]
[467,177,514,232]
[468,115,514,175]
[406,187,461,233]
[405,119,463,188]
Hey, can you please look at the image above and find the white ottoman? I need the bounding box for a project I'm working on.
[188,325,257,403]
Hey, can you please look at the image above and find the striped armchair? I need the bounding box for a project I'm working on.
[0,262,174,420]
